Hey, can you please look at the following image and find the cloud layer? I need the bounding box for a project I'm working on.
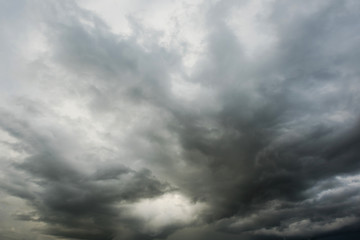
[1,0,360,239]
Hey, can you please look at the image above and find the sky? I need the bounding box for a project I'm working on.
[0,0,360,239]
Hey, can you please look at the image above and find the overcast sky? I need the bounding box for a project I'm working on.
[1,0,360,239]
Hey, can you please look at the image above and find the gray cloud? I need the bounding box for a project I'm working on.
[1,0,360,239]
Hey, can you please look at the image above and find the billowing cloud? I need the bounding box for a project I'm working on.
[1,0,360,239]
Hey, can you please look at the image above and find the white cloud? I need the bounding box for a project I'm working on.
[123,192,208,234]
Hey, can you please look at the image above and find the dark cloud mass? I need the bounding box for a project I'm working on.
[1,0,360,239]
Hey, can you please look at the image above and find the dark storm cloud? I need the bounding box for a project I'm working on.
[0,107,170,239]
[1,0,360,240]
[162,0,360,238]
[2,140,170,239]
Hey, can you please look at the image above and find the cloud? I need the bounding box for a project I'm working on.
[1,0,360,240]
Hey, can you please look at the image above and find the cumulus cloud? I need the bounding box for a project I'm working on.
[1,0,360,239]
